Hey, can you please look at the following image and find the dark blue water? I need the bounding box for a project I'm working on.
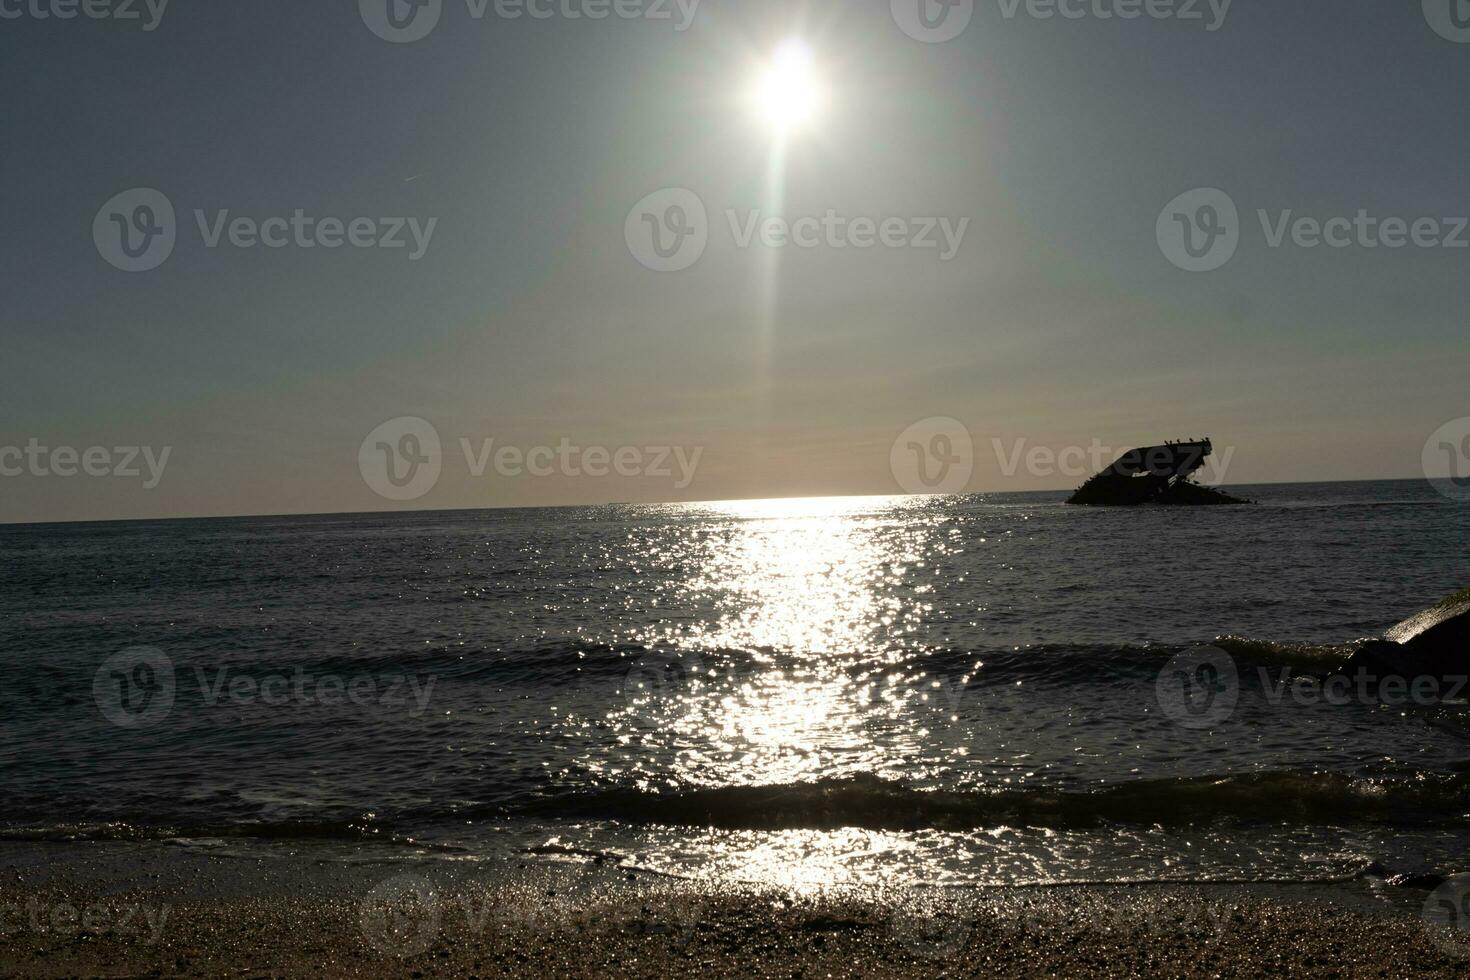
[3,481,1469,887]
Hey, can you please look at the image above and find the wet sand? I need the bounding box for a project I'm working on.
[0,842,1464,977]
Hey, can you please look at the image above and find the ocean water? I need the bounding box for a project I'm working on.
[4,480,1470,890]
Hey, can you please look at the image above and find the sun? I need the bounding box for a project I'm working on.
[750,40,823,136]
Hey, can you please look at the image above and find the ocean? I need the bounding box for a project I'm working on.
[5,480,1470,891]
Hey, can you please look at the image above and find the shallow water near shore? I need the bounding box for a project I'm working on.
[4,480,1470,890]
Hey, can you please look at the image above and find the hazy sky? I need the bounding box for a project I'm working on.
[3,1,1468,522]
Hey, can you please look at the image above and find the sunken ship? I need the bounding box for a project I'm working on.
[1066,438,1247,506]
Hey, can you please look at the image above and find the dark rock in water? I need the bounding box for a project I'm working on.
[1066,439,1249,507]
[1343,586,1470,688]
[1383,586,1470,648]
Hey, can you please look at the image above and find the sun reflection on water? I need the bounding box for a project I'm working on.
[671,495,941,657]
[610,496,966,792]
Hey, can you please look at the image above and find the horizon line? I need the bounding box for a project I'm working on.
[0,476,1443,530]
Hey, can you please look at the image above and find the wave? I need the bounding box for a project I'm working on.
[25,636,1381,704]
[0,818,362,843]
[9,768,1468,845]
[521,771,1470,832]
[0,816,456,849]
[1211,636,1355,667]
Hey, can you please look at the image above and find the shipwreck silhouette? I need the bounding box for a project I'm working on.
[1066,439,1248,506]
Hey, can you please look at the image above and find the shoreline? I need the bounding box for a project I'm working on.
[2,842,1466,977]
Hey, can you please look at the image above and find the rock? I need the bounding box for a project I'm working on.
[1344,586,1470,686]
[1383,586,1470,648]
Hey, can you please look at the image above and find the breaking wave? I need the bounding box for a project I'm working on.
[524,771,1470,832]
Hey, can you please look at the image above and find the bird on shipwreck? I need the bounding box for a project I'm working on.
[1066,438,1249,506]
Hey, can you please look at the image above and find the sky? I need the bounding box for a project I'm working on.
[2,0,1469,522]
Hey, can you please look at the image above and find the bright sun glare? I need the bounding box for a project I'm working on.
[751,40,823,135]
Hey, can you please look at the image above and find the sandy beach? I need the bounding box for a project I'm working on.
[1,842,1464,978]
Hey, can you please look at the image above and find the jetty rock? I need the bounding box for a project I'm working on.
[1344,586,1470,684]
